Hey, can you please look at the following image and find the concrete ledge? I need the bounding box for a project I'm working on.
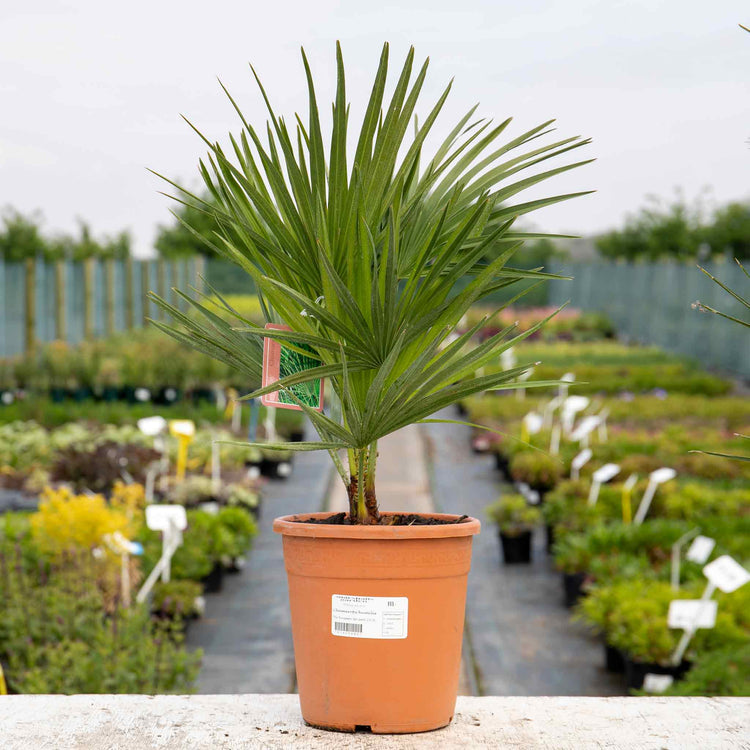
[2,695,748,749]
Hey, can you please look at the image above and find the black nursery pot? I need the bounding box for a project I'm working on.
[191,387,215,405]
[562,571,587,608]
[260,458,292,480]
[49,387,67,403]
[623,654,691,691]
[154,386,181,405]
[499,530,532,564]
[605,642,626,674]
[202,563,224,594]
[494,452,511,480]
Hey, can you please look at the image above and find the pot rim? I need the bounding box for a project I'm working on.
[273,511,480,539]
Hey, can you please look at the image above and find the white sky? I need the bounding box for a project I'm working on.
[1,1,748,258]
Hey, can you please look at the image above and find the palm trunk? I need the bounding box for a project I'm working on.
[347,443,379,524]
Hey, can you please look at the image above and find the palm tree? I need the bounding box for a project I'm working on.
[152,42,592,523]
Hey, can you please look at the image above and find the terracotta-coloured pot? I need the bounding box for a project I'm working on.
[273,511,480,734]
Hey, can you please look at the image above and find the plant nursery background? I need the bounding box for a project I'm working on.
[0,0,749,703]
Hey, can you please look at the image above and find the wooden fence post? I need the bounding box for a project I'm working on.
[24,258,36,354]
[125,256,135,330]
[55,261,66,341]
[157,258,166,320]
[84,257,95,340]
[105,258,115,335]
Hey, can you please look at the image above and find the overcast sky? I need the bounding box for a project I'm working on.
[1,1,748,258]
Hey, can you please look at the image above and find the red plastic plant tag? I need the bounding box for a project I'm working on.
[261,323,324,412]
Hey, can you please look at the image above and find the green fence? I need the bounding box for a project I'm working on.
[548,260,750,379]
[0,256,205,357]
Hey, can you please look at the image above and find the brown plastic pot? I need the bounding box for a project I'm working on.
[273,511,481,734]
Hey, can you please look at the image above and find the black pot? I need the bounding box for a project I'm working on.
[71,387,93,402]
[605,642,626,674]
[623,654,691,691]
[49,387,67,403]
[499,530,532,564]
[202,563,224,594]
[121,385,152,404]
[260,458,292,479]
[494,452,511,479]
[288,430,305,443]
[154,386,181,405]
[546,523,555,553]
[191,387,215,405]
[562,571,587,608]
[94,386,119,402]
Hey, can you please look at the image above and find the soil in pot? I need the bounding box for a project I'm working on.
[604,642,625,674]
[623,654,691,691]
[499,530,532,564]
[274,511,480,734]
[562,571,587,608]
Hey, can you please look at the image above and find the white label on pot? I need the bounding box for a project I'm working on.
[643,673,674,694]
[686,535,716,565]
[331,595,408,639]
[668,599,717,630]
[703,555,750,593]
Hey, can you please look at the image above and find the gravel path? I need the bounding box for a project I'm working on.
[186,428,332,694]
[421,407,623,697]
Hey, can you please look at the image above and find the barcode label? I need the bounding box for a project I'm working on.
[334,622,363,634]
[331,595,408,639]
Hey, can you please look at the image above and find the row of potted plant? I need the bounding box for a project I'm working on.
[0,419,295,496]
[0,474,262,692]
[476,334,748,694]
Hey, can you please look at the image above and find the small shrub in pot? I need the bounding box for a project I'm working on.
[486,493,541,564]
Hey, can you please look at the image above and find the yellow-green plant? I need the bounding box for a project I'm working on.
[31,486,133,557]
[152,42,592,523]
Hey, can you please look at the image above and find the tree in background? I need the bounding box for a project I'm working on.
[0,208,50,262]
[154,192,221,258]
[702,203,750,259]
[0,207,131,262]
[596,193,703,260]
[596,193,750,261]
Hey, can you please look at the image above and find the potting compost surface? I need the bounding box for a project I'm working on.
[292,512,470,525]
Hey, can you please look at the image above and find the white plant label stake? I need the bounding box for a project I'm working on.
[597,407,609,443]
[138,415,168,477]
[633,467,677,525]
[103,531,143,608]
[144,465,157,504]
[211,439,221,493]
[686,535,716,565]
[501,347,516,371]
[558,372,575,400]
[570,448,592,480]
[668,599,718,630]
[521,412,543,443]
[671,556,750,666]
[542,396,562,430]
[549,423,561,456]
[561,395,589,436]
[264,406,278,443]
[621,473,639,524]
[587,463,621,506]
[671,528,701,591]
[642,673,674,694]
[136,505,188,604]
[570,415,600,449]
[515,367,533,401]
